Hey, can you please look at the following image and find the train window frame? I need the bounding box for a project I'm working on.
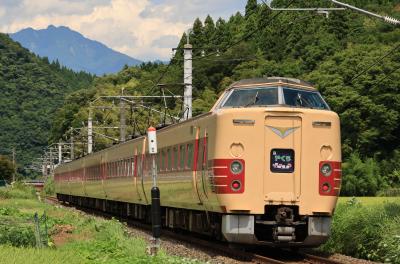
[219,86,330,110]
[220,87,280,108]
[180,145,185,170]
[282,87,330,110]
[187,143,194,170]
[167,148,172,171]
[173,146,178,171]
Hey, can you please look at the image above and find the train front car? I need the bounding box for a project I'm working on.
[212,77,341,247]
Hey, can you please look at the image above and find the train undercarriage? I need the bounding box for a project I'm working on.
[57,194,331,247]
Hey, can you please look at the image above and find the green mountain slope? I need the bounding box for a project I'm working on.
[0,33,93,176]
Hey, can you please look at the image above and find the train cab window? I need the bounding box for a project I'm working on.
[283,88,328,110]
[222,87,278,108]
[180,145,185,170]
[187,143,194,169]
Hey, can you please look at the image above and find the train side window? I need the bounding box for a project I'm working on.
[173,147,178,170]
[161,150,166,171]
[187,143,194,169]
[180,145,185,170]
[167,148,172,171]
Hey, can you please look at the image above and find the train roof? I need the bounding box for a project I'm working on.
[228,77,316,91]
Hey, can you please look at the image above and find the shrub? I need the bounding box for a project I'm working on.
[43,177,55,196]
[0,182,37,199]
[0,224,36,247]
[321,199,400,262]
[341,153,386,196]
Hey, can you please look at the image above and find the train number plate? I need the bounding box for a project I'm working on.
[270,149,295,173]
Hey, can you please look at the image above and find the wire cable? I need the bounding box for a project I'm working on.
[191,0,296,61]
[350,42,400,82]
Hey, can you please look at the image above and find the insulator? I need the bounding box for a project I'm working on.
[384,16,400,25]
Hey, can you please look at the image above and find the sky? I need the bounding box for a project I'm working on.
[0,0,248,61]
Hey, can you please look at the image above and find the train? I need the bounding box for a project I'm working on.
[55,77,342,247]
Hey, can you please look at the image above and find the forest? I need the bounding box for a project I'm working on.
[1,0,399,195]
[0,33,93,176]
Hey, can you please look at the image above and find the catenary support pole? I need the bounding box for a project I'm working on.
[120,90,126,143]
[183,42,193,120]
[88,107,93,154]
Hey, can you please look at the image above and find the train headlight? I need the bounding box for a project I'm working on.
[320,163,332,177]
[230,161,243,174]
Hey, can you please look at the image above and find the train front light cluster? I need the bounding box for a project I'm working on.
[319,161,341,196]
[211,159,245,194]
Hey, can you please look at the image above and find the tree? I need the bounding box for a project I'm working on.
[245,0,258,18]
[0,155,14,183]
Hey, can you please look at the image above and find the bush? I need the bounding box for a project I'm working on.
[0,224,36,247]
[341,153,386,196]
[43,177,55,196]
[321,199,400,262]
[0,182,36,199]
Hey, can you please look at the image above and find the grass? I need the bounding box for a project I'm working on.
[322,196,400,263]
[338,196,400,206]
[0,186,202,264]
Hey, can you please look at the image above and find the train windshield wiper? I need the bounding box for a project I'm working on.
[244,91,259,107]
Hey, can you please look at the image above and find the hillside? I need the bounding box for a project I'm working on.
[11,25,142,75]
[0,33,93,176]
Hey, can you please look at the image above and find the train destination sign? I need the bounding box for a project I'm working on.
[271,149,295,173]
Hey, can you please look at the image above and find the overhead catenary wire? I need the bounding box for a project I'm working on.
[191,0,296,61]
[350,42,400,83]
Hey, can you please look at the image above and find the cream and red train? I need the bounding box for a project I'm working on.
[55,77,341,247]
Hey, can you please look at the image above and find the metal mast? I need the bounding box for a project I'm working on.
[88,107,93,154]
[120,89,127,143]
[183,32,193,120]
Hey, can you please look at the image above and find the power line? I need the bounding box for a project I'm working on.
[350,42,400,83]
[191,0,296,61]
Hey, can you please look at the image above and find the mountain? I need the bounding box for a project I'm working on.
[10,25,142,75]
[0,33,93,176]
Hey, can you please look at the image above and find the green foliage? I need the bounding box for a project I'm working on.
[0,155,14,183]
[0,182,36,199]
[43,177,55,196]
[322,199,400,263]
[341,153,386,196]
[0,33,93,176]
[0,196,202,263]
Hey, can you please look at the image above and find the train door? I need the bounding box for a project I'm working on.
[193,127,209,205]
[264,115,302,203]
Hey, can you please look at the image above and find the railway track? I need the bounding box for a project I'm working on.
[44,196,343,264]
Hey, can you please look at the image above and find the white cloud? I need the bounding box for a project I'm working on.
[0,0,246,61]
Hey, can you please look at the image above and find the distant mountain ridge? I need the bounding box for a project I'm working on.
[11,25,142,75]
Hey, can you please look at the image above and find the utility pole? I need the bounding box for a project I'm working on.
[120,89,126,143]
[88,107,93,154]
[58,142,62,165]
[183,31,193,120]
[12,148,16,183]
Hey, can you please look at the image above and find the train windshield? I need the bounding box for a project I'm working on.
[221,87,329,110]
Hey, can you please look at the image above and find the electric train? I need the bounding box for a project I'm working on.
[55,77,341,247]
